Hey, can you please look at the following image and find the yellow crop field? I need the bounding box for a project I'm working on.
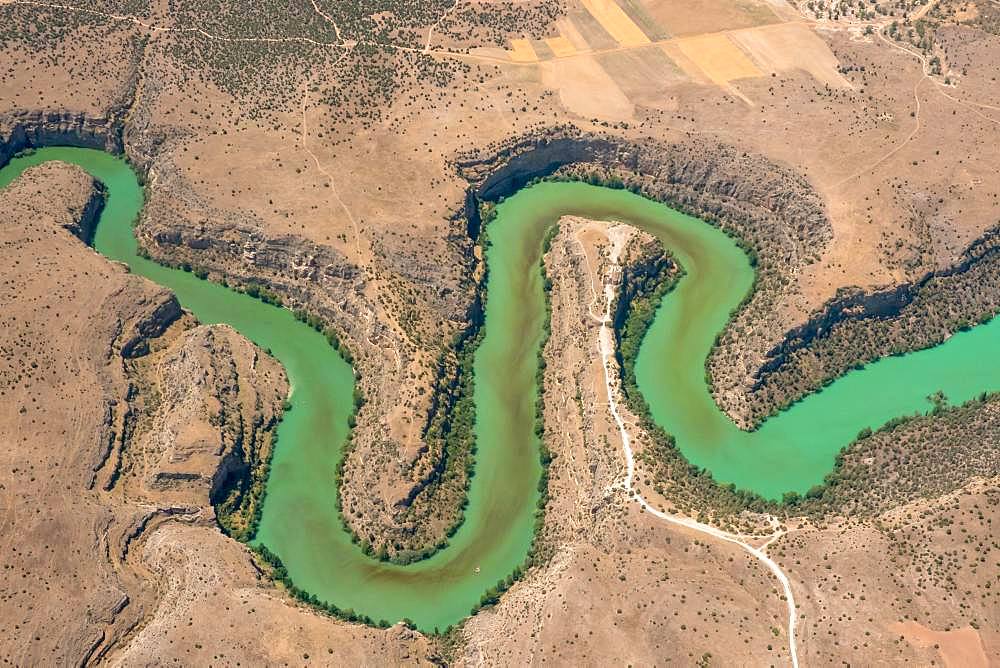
[731,23,850,88]
[580,0,652,47]
[674,33,761,85]
[508,38,539,62]
[546,35,578,58]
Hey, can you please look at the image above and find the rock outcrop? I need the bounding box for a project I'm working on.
[0,161,179,662]
[459,128,1000,428]
[749,224,1000,422]
[121,322,287,535]
[457,127,831,428]
[0,109,123,165]
[0,159,434,664]
[131,145,481,560]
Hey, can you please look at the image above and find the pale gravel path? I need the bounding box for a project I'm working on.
[424,0,462,53]
[594,224,800,668]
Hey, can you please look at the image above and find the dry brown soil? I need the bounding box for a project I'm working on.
[2,0,1000,663]
[0,161,436,665]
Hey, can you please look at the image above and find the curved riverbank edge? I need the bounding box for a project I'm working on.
[11,110,997,558]
[0,147,548,632]
[3,134,996,628]
[611,228,1000,527]
[457,127,1000,430]
[590,232,799,667]
[456,126,829,434]
[5,112,1000,470]
[248,173,998,628]
[751,223,1000,423]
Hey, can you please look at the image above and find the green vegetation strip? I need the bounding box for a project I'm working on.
[5,149,998,633]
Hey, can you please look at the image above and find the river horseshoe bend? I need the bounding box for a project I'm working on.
[4,147,998,631]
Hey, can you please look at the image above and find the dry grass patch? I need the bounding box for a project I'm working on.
[545,34,578,57]
[731,23,851,88]
[508,37,539,62]
[595,45,687,108]
[889,621,990,668]
[675,33,762,83]
[580,0,653,47]
[540,55,634,120]
[641,0,782,36]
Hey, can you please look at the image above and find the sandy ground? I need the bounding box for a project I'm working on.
[458,220,793,665]
[2,0,1000,662]
[889,620,990,667]
[460,219,999,666]
[106,524,434,665]
[0,161,438,665]
[0,161,159,664]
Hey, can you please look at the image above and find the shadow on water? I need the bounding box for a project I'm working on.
[5,149,997,629]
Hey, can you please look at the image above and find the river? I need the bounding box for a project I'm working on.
[2,147,996,631]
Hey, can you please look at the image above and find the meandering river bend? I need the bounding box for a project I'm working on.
[3,147,997,631]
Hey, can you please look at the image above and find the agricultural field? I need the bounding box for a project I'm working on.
[0,0,998,664]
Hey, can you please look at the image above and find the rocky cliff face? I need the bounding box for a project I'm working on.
[132,153,469,559]
[464,134,619,201]
[762,224,1000,372]
[458,127,831,429]
[0,161,186,662]
[464,129,1000,430]
[123,322,287,536]
[0,158,428,665]
[0,109,123,165]
[64,177,106,244]
[119,295,183,358]
[748,224,1000,422]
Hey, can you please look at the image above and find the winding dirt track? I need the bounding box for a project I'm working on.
[300,88,366,260]
[593,225,800,668]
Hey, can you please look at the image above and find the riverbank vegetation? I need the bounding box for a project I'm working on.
[176,269,366,545]
[467,221,560,619]
[364,321,484,565]
[214,417,282,542]
[611,234,681,399]
[787,391,1000,520]
[354,213,558,570]
[610,250,774,530]
[246,223,562,632]
[750,225,1000,426]
[341,212,494,564]
[253,544,399,629]
[611,235,1000,530]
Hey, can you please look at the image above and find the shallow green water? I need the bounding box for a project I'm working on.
[4,148,997,630]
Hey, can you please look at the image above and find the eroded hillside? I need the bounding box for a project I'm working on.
[0,161,436,664]
[1,0,999,663]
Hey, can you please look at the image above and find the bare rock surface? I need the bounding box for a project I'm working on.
[0,161,436,665]
[0,161,175,663]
